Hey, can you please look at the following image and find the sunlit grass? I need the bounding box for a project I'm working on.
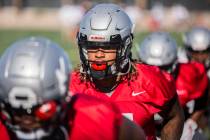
[0,29,182,67]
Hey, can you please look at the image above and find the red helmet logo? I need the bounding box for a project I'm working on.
[35,101,57,120]
[89,35,105,41]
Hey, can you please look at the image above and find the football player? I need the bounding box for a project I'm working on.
[69,3,184,140]
[0,37,146,140]
[183,27,210,76]
[138,32,208,140]
[183,26,210,140]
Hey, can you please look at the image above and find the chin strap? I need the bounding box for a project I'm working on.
[87,59,117,80]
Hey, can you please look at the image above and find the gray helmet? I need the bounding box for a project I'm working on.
[77,3,134,80]
[0,37,71,139]
[183,27,210,51]
[138,32,177,67]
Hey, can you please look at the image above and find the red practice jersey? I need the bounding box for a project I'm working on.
[176,62,208,107]
[0,94,122,140]
[0,121,10,140]
[70,63,177,140]
[68,94,122,140]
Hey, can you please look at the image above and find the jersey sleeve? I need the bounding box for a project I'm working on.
[137,64,177,114]
[176,62,208,106]
[69,71,87,96]
[68,94,122,140]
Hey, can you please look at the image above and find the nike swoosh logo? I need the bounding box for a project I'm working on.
[132,91,146,96]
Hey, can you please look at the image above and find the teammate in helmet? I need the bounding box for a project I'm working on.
[0,37,146,140]
[70,3,184,140]
[138,32,177,74]
[138,32,208,140]
[183,27,210,69]
[183,26,210,140]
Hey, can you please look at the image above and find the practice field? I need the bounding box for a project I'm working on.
[1,29,210,139]
[0,29,183,67]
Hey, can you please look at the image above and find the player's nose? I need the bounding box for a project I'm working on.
[95,49,105,58]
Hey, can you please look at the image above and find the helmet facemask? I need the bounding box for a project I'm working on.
[78,33,133,81]
[185,45,210,68]
[0,98,68,140]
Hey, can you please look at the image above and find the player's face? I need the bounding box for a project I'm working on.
[10,100,58,131]
[87,47,117,65]
[14,115,42,131]
[190,51,210,64]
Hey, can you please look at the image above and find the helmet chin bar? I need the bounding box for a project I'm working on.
[79,47,132,81]
[14,127,50,140]
[78,34,133,81]
[88,59,131,93]
[91,62,107,71]
[88,59,117,80]
[87,57,131,81]
[0,100,68,140]
[10,125,68,140]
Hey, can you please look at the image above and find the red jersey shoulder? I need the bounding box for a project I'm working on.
[72,94,120,115]
[134,63,176,99]
[69,71,88,96]
[178,62,207,84]
[68,94,121,140]
[135,63,173,84]
[176,62,208,106]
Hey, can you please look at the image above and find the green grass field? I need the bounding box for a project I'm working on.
[0,29,183,67]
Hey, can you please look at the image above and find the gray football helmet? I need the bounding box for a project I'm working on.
[77,3,134,80]
[183,27,210,51]
[138,32,177,72]
[0,37,71,140]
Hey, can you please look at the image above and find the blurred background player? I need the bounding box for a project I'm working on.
[183,27,210,76]
[183,26,210,139]
[70,3,184,140]
[138,32,208,140]
[0,37,146,140]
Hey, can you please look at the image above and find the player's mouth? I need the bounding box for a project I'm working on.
[91,61,107,71]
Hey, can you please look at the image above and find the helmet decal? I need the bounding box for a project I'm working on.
[35,101,57,120]
[89,35,106,42]
[56,56,68,96]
